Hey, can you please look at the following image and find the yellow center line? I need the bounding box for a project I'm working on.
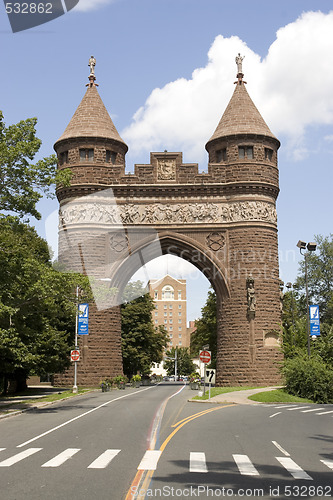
[125,403,235,499]
[161,405,234,452]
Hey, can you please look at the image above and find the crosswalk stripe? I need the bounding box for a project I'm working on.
[233,454,259,476]
[321,459,333,471]
[287,406,310,411]
[137,450,161,470]
[190,452,207,473]
[41,448,80,467]
[88,449,121,469]
[276,457,313,480]
[0,448,42,467]
[315,410,333,415]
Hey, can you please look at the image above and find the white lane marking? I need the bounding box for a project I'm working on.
[276,457,313,480]
[233,454,260,476]
[41,448,80,467]
[190,452,208,473]
[17,386,155,448]
[87,449,121,469]
[269,412,281,418]
[0,448,42,467]
[321,459,333,470]
[301,408,322,413]
[315,410,333,415]
[272,441,290,456]
[0,448,6,452]
[287,406,310,411]
[273,405,297,409]
[137,450,162,470]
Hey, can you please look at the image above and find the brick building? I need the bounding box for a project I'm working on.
[148,275,190,349]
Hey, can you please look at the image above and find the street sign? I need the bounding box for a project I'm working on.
[205,369,216,385]
[78,303,89,335]
[71,350,80,362]
[309,305,320,336]
[199,350,211,364]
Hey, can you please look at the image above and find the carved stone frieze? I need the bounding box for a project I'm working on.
[59,200,277,227]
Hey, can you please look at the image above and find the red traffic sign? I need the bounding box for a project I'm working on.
[71,350,80,362]
[199,350,211,364]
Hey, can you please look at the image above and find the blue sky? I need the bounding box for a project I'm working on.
[1,0,332,321]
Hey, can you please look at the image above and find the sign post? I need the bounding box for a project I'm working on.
[205,369,216,399]
[199,350,211,395]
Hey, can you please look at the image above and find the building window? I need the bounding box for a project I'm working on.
[164,304,167,309]
[179,334,182,338]
[106,150,117,164]
[178,312,182,316]
[178,291,181,300]
[216,148,227,162]
[169,319,173,324]
[155,320,158,324]
[155,312,157,317]
[59,151,68,165]
[169,327,173,331]
[162,285,174,300]
[265,148,273,161]
[169,334,173,338]
[238,146,253,159]
[169,312,172,316]
[79,148,94,162]
[178,319,182,323]
[178,305,181,309]
[154,292,158,299]
[164,312,167,316]
[169,304,173,309]
[164,319,167,324]
[179,341,182,345]
[178,327,182,331]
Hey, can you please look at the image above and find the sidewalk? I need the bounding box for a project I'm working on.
[191,386,282,405]
[0,386,69,419]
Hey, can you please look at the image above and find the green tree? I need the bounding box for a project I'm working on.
[121,281,169,378]
[190,289,217,368]
[0,111,70,220]
[295,234,333,325]
[164,347,196,377]
[0,216,89,393]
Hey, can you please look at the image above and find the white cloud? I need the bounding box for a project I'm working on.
[74,0,117,12]
[122,11,333,164]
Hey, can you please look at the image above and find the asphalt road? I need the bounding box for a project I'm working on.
[0,384,332,500]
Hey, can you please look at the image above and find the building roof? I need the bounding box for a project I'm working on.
[206,80,279,150]
[55,84,128,150]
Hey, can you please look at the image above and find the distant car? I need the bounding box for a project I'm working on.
[163,376,169,381]
[169,375,175,381]
[177,376,183,381]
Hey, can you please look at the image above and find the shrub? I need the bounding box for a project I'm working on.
[282,354,333,403]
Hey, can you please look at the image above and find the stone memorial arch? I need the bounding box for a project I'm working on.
[54,58,282,386]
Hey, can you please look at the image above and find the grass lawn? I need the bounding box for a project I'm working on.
[192,386,260,401]
[248,389,314,403]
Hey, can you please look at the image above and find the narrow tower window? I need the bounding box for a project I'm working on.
[238,146,253,159]
[59,151,68,165]
[80,149,94,162]
[106,150,117,164]
[265,148,273,161]
[216,148,227,162]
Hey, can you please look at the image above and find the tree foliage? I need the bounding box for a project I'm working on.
[282,234,333,366]
[121,281,169,378]
[190,289,217,368]
[0,216,90,392]
[0,111,70,220]
[164,347,196,377]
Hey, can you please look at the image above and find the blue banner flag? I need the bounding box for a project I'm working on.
[309,305,320,336]
[78,303,89,335]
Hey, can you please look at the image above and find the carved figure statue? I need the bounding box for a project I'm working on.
[89,56,96,75]
[246,276,256,315]
[235,53,244,74]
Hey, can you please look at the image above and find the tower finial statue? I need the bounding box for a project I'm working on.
[235,53,244,75]
[89,55,96,75]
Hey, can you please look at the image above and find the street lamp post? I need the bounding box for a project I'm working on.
[296,241,317,357]
[73,285,79,393]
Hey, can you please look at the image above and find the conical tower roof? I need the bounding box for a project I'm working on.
[206,78,279,150]
[55,81,128,151]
